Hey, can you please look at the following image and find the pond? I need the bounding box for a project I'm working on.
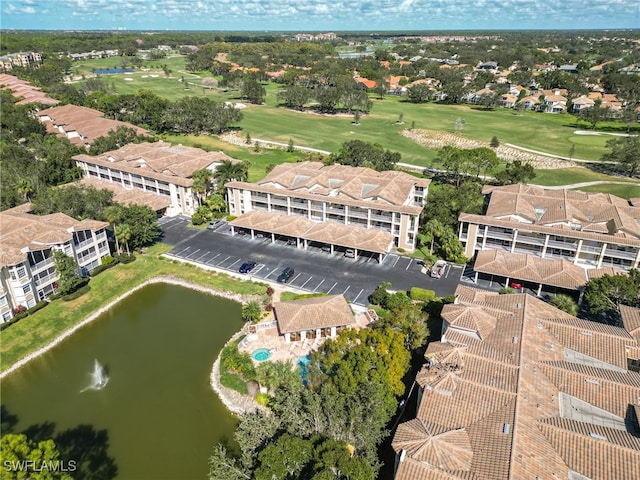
[94,67,134,75]
[0,283,243,480]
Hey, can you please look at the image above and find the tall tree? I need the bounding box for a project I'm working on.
[601,136,640,177]
[114,223,132,256]
[213,159,250,191]
[0,433,73,480]
[191,168,213,206]
[103,205,124,255]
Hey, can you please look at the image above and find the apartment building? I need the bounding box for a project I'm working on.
[37,104,148,148]
[74,141,239,216]
[0,51,42,71]
[0,205,110,322]
[460,184,640,273]
[0,74,59,105]
[226,162,430,257]
[392,285,640,480]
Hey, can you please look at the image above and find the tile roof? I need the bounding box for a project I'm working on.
[229,210,395,253]
[620,305,640,340]
[273,294,355,334]
[74,141,238,188]
[393,285,640,480]
[227,161,430,215]
[0,206,108,268]
[37,104,147,145]
[476,184,640,241]
[72,178,172,212]
[0,73,59,105]
[472,249,626,290]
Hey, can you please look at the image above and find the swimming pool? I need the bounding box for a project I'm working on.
[297,355,311,382]
[252,348,271,362]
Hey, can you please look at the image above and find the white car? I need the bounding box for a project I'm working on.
[430,260,447,278]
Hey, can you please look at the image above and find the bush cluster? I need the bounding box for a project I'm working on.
[409,287,436,302]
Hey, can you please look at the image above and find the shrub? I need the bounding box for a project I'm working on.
[499,287,515,295]
[12,305,27,315]
[255,392,271,406]
[101,255,116,266]
[410,287,436,302]
[90,261,118,277]
[27,300,49,315]
[397,248,405,253]
[62,284,91,301]
[266,286,274,297]
[116,254,136,264]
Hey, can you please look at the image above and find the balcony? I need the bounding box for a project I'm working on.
[513,234,545,247]
[605,248,638,261]
[326,206,345,215]
[270,197,288,207]
[30,257,55,274]
[75,238,95,250]
[35,272,58,287]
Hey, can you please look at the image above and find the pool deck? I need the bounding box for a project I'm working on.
[239,308,373,365]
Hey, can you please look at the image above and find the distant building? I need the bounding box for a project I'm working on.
[0,51,42,71]
[74,141,240,217]
[0,74,59,105]
[0,204,110,321]
[36,104,148,148]
[392,285,640,480]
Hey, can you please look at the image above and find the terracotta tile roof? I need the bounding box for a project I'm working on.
[0,207,108,268]
[37,104,147,145]
[72,178,171,212]
[538,418,640,480]
[0,74,59,105]
[393,286,640,480]
[273,294,355,334]
[475,184,640,241]
[473,249,593,290]
[227,161,430,215]
[74,141,237,188]
[229,210,395,253]
[621,305,640,339]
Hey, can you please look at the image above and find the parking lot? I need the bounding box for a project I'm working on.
[159,216,463,306]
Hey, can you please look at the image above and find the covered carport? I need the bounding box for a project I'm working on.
[471,249,591,297]
[229,211,394,263]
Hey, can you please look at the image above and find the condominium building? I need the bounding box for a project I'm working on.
[0,205,110,322]
[74,141,239,216]
[0,51,42,71]
[459,184,640,272]
[37,104,148,148]
[392,285,640,480]
[226,162,430,258]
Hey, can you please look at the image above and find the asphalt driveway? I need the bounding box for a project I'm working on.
[159,217,462,306]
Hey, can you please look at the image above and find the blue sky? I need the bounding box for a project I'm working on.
[1,0,639,31]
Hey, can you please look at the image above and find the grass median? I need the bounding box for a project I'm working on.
[0,243,266,374]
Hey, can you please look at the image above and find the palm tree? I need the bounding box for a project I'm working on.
[213,159,250,192]
[256,360,296,392]
[103,205,123,254]
[191,168,213,206]
[115,223,132,256]
[241,300,262,322]
[17,178,33,202]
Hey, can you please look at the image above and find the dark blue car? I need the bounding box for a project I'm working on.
[277,267,295,283]
[239,261,257,273]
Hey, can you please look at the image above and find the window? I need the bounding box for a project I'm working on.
[17,266,26,279]
[23,284,32,295]
[0,296,7,307]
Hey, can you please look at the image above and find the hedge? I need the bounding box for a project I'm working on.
[410,287,436,302]
[27,300,49,315]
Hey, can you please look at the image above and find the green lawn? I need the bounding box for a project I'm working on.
[574,183,640,199]
[72,55,634,192]
[0,243,267,373]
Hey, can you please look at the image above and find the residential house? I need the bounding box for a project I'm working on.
[273,295,356,343]
[0,205,110,321]
[37,104,148,148]
[500,93,518,108]
[459,184,640,288]
[571,95,595,113]
[355,76,377,90]
[477,61,498,70]
[74,141,240,217]
[392,284,640,480]
[226,162,431,257]
[558,64,578,73]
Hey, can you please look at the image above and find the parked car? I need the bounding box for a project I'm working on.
[429,260,447,279]
[207,220,223,230]
[286,238,297,246]
[239,261,257,274]
[321,245,332,253]
[277,267,295,283]
[344,249,356,258]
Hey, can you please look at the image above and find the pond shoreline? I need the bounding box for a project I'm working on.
[0,275,247,380]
